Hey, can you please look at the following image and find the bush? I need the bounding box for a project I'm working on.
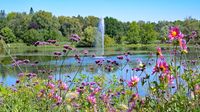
[0,27,16,43]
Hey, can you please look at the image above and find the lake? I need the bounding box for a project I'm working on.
[0,45,199,96]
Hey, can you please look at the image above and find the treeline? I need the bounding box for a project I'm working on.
[0,8,199,47]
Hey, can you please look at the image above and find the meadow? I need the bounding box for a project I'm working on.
[0,27,199,112]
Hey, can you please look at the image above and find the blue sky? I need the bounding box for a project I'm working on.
[0,0,199,22]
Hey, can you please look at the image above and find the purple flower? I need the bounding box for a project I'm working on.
[48,75,53,80]
[54,52,62,56]
[58,82,68,90]
[46,82,55,89]
[53,95,62,104]
[18,73,24,77]
[16,79,20,83]
[117,55,124,60]
[69,34,80,42]
[47,39,57,44]
[83,50,88,55]
[128,76,139,87]
[87,95,96,104]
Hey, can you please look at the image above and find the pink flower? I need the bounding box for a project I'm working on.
[168,26,184,40]
[159,74,174,85]
[69,34,80,42]
[83,50,88,55]
[53,95,62,104]
[46,83,55,89]
[128,76,139,87]
[195,85,200,93]
[48,89,55,98]
[58,82,68,90]
[152,59,170,75]
[129,93,139,102]
[117,55,124,60]
[179,39,188,53]
[87,95,96,104]
[167,74,174,85]
[156,47,163,58]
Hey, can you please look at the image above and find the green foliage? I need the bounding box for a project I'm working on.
[0,27,16,43]
[58,16,82,37]
[0,10,200,45]
[31,11,59,29]
[78,26,97,47]
[139,23,158,44]
[126,21,141,44]
[104,35,116,47]
[22,29,43,45]
[104,17,127,44]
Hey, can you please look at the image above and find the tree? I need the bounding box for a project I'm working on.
[104,35,115,47]
[0,27,16,43]
[84,16,99,28]
[78,26,97,47]
[22,29,43,45]
[139,22,157,44]
[0,10,6,19]
[58,16,82,37]
[7,13,31,41]
[32,11,59,30]
[29,7,34,15]
[126,21,140,44]
[104,17,127,44]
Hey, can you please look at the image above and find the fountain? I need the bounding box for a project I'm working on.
[95,17,104,57]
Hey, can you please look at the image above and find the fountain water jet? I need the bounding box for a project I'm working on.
[95,17,105,57]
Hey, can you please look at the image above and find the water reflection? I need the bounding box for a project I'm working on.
[0,46,199,96]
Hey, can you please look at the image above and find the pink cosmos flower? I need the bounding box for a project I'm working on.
[128,76,139,87]
[159,74,174,85]
[152,59,169,75]
[46,83,55,89]
[168,26,184,40]
[53,95,62,104]
[58,82,68,90]
[156,47,163,58]
[195,85,200,93]
[179,39,187,53]
[87,95,96,104]
[48,89,55,98]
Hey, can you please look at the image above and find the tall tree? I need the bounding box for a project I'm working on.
[126,21,140,44]
[29,7,34,15]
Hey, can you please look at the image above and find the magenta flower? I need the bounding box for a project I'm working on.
[54,52,62,56]
[179,39,188,53]
[53,95,62,104]
[156,47,163,58]
[46,83,55,89]
[128,76,139,87]
[58,82,68,90]
[168,26,184,40]
[69,34,80,42]
[153,59,169,74]
[83,50,88,55]
[159,74,174,85]
[117,55,124,60]
[48,75,53,80]
[87,95,96,104]
[47,39,56,44]
[167,74,174,85]
[48,89,55,98]
[195,85,200,93]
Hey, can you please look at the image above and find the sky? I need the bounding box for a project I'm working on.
[0,0,199,22]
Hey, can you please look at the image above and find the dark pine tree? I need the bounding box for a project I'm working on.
[29,7,34,15]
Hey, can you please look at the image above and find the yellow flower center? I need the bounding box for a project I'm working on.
[172,31,177,37]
